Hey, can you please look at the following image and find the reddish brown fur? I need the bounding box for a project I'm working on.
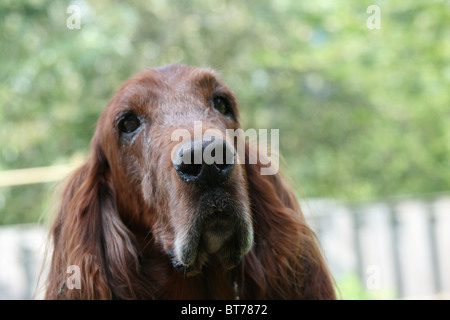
[44,64,336,299]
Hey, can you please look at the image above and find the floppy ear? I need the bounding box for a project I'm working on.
[237,143,336,299]
[45,138,143,299]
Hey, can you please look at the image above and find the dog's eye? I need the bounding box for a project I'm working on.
[212,96,231,116]
[118,112,140,134]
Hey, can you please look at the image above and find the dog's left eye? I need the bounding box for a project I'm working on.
[212,96,231,116]
[118,112,140,134]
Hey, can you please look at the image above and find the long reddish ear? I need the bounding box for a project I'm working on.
[237,143,336,299]
[45,139,142,299]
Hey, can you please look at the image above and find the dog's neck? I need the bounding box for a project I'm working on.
[136,240,237,299]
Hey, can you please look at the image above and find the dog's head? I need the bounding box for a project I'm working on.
[96,64,253,275]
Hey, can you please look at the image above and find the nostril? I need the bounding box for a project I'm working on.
[215,163,230,170]
[215,141,235,171]
[214,160,234,179]
[174,146,203,179]
[177,162,203,177]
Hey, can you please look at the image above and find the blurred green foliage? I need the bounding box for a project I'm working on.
[0,0,449,225]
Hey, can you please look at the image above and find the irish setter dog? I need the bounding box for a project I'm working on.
[44,64,335,299]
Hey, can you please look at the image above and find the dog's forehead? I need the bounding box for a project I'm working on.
[154,64,220,85]
[154,65,224,96]
[113,65,225,111]
[118,65,221,102]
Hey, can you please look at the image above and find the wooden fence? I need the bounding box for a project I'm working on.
[303,194,450,299]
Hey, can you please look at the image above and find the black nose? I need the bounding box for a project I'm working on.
[173,136,235,185]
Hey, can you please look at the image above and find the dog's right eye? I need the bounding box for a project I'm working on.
[118,112,141,134]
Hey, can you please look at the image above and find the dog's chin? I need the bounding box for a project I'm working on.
[169,245,248,277]
[168,208,254,276]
